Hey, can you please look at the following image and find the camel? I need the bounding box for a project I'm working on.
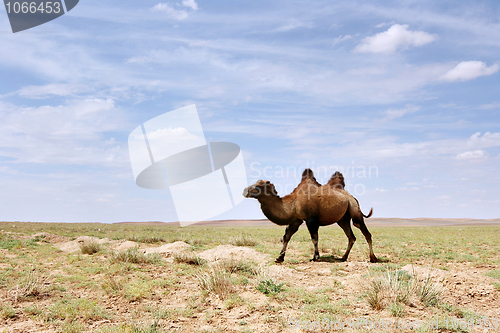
[242,169,377,263]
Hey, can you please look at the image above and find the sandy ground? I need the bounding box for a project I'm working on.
[1,222,500,332]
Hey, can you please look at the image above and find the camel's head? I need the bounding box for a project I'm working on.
[243,180,278,199]
[328,171,345,189]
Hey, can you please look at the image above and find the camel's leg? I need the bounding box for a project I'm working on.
[352,218,377,263]
[337,214,356,262]
[306,217,320,262]
[276,219,303,263]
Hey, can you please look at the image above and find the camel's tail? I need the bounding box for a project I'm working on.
[363,208,373,218]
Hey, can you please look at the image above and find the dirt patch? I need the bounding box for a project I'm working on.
[198,245,270,264]
[31,232,70,244]
[56,236,113,253]
[144,241,191,255]
[112,240,139,251]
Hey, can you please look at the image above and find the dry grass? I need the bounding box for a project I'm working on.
[79,240,102,255]
[1,222,500,332]
[9,267,46,302]
[196,265,234,299]
[109,247,161,264]
[216,258,258,276]
[173,252,207,265]
[230,233,257,247]
[100,273,124,295]
[365,267,443,311]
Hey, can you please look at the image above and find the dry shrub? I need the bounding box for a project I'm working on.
[79,240,102,255]
[230,233,257,247]
[365,267,443,311]
[101,273,123,294]
[217,258,258,276]
[110,247,161,264]
[196,265,233,299]
[9,267,47,302]
[173,252,206,265]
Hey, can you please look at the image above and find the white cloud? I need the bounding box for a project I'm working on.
[332,35,352,45]
[0,99,128,165]
[353,24,437,54]
[395,187,420,191]
[383,105,420,120]
[478,101,500,109]
[441,61,500,82]
[17,84,82,99]
[375,21,395,28]
[181,0,198,11]
[456,150,487,160]
[152,3,189,20]
[275,20,313,32]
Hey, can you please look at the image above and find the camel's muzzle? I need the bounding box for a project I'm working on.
[242,186,255,198]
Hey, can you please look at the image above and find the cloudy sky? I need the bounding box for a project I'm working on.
[0,0,499,222]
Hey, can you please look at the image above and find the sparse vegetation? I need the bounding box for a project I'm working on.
[173,252,207,265]
[484,269,500,279]
[217,258,257,276]
[256,279,284,295]
[79,240,102,255]
[365,267,443,310]
[196,265,234,299]
[127,235,166,244]
[0,304,17,319]
[230,233,257,246]
[9,266,46,302]
[110,247,162,264]
[1,222,499,332]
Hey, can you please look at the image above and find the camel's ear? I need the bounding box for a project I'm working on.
[265,181,271,185]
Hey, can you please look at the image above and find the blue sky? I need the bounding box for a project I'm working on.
[0,0,499,222]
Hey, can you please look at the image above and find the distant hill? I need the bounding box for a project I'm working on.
[114,218,500,227]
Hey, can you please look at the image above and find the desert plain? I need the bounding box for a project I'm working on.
[1,218,500,332]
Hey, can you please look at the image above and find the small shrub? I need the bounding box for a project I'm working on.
[173,252,206,265]
[80,240,102,255]
[101,274,123,294]
[127,235,166,244]
[230,233,257,247]
[124,281,152,301]
[218,258,257,275]
[9,267,46,302]
[196,266,233,299]
[45,298,111,323]
[417,273,443,306]
[364,267,443,310]
[256,279,284,295]
[484,270,500,279]
[0,304,17,319]
[23,305,42,316]
[388,302,405,317]
[110,248,161,265]
[224,294,245,310]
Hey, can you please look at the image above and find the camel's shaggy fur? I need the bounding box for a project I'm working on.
[243,169,377,263]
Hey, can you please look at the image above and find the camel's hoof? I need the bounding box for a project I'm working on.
[370,257,378,263]
[310,257,320,262]
[275,258,284,263]
[340,257,347,262]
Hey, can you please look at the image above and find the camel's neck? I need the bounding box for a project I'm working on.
[258,195,293,225]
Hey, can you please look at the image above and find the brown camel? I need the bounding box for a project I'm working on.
[243,169,377,263]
